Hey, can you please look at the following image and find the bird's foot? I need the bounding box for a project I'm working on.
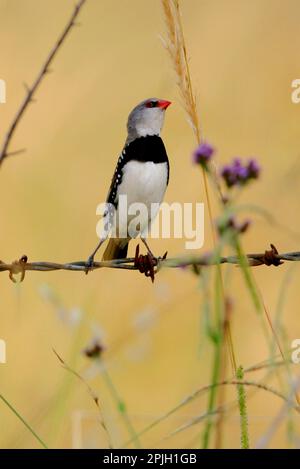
[134,245,167,283]
[85,255,95,275]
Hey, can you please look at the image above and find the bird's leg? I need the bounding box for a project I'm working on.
[85,207,112,274]
[85,238,105,274]
[141,238,155,259]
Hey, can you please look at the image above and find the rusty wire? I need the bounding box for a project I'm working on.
[1,244,299,283]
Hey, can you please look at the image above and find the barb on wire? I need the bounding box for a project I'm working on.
[0,0,88,165]
[1,244,299,283]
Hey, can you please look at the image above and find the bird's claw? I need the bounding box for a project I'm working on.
[134,245,167,283]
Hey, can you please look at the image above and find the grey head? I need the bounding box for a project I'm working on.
[126,98,171,144]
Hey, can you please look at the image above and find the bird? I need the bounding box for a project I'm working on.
[86,97,171,269]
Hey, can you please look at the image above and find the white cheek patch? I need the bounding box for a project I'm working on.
[135,109,165,138]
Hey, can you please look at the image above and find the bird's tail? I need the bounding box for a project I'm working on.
[102,238,129,261]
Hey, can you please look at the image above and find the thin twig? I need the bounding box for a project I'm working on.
[0,0,88,165]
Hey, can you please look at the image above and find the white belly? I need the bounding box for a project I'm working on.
[115,160,168,238]
[119,161,168,206]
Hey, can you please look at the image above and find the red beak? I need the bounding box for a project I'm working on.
[158,100,171,110]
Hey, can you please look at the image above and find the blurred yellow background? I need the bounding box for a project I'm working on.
[0,0,299,449]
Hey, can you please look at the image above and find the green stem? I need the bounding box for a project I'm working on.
[236,367,250,449]
[0,393,48,449]
[101,365,141,449]
[234,237,271,344]
[202,260,224,448]
[202,339,222,448]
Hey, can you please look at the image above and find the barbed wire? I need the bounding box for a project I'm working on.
[0,0,88,165]
[1,244,299,283]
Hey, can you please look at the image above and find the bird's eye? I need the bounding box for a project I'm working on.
[146,101,158,108]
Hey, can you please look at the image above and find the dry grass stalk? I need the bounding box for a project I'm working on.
[161,0,200,139]
[161,0,225,206]
[161,0,236,448]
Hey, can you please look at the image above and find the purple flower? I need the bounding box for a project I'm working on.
[193,142,214,167]
[221,165,237,187]
[83,339,105,359]
[217,215,251,237]
[232,159,248,181]
[221,157,260,188]
[247,159,260,179]
[239,218,251,233]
